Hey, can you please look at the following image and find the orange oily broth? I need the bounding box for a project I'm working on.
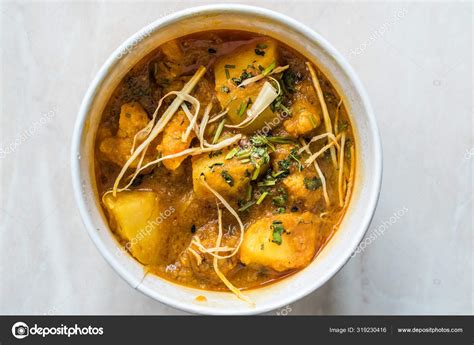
[94,30,355,291]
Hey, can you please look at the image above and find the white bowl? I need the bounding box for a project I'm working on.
[71,4,382,315]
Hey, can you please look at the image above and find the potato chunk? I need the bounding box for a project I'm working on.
[240,212,322,272]
[192,149,254,200]
[156,110,194,170]
[103,191,172,265]
[99,102,151,168]
[284,81,322,136]
[214,39,279,133]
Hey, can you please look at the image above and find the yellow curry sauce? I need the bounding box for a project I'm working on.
[94,30,355,296]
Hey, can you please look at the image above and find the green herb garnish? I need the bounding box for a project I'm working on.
[289,148,303,171]
[225,147,239,160]
[209,162,224,170]
[272,188,288,207]
[272,170,289,179]
[339,122,349,131]
[257,179,276,187]
[263,61,276,76]
[304,177,322,191]
[246,185,253,201]
[225,64,236,69]
[255,48,265,56]
[282,69,296,93]
[238,200,255,212]
[221,170,234,186]
[271,220,285,245]
[274,207,286,214]
[256,191,269,205]
[231,71,253,86]
[212,119,226,144]
[278,158,291,171]
[237,99,250,117]
[252,165,261,180]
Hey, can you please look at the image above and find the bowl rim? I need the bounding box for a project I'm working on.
[71,3,383,315]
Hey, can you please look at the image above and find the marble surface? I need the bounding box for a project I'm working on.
[0,1,472,315]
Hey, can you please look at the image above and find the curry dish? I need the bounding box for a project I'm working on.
[95,30,355,302]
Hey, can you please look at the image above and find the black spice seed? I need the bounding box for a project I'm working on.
[191,224,196,233]
[208,47,216,54]
[291,206,298,212]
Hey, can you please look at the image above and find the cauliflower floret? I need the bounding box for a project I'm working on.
[240,212,322,272]
[156,110,194,170]
[99,102,151,168]
[192,149,255,201]
[284,81,321,136]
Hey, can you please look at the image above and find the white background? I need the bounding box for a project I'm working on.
[0,0,472,315]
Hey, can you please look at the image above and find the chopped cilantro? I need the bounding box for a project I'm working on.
[272,188,288,206]
[237,99,250,117]
[225,147,239,160]
[257,179,276,187]
[263,61,276,76]
[238,200,255,212]
[282,69,296,93]
[271,220,285,245]
[221,170,234,186]
[278,158,291,171]
[208,162,224,170]
[246,185,253,201]
[274,207,286,214]
[256,191,269,205]
[304,177,322,191]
